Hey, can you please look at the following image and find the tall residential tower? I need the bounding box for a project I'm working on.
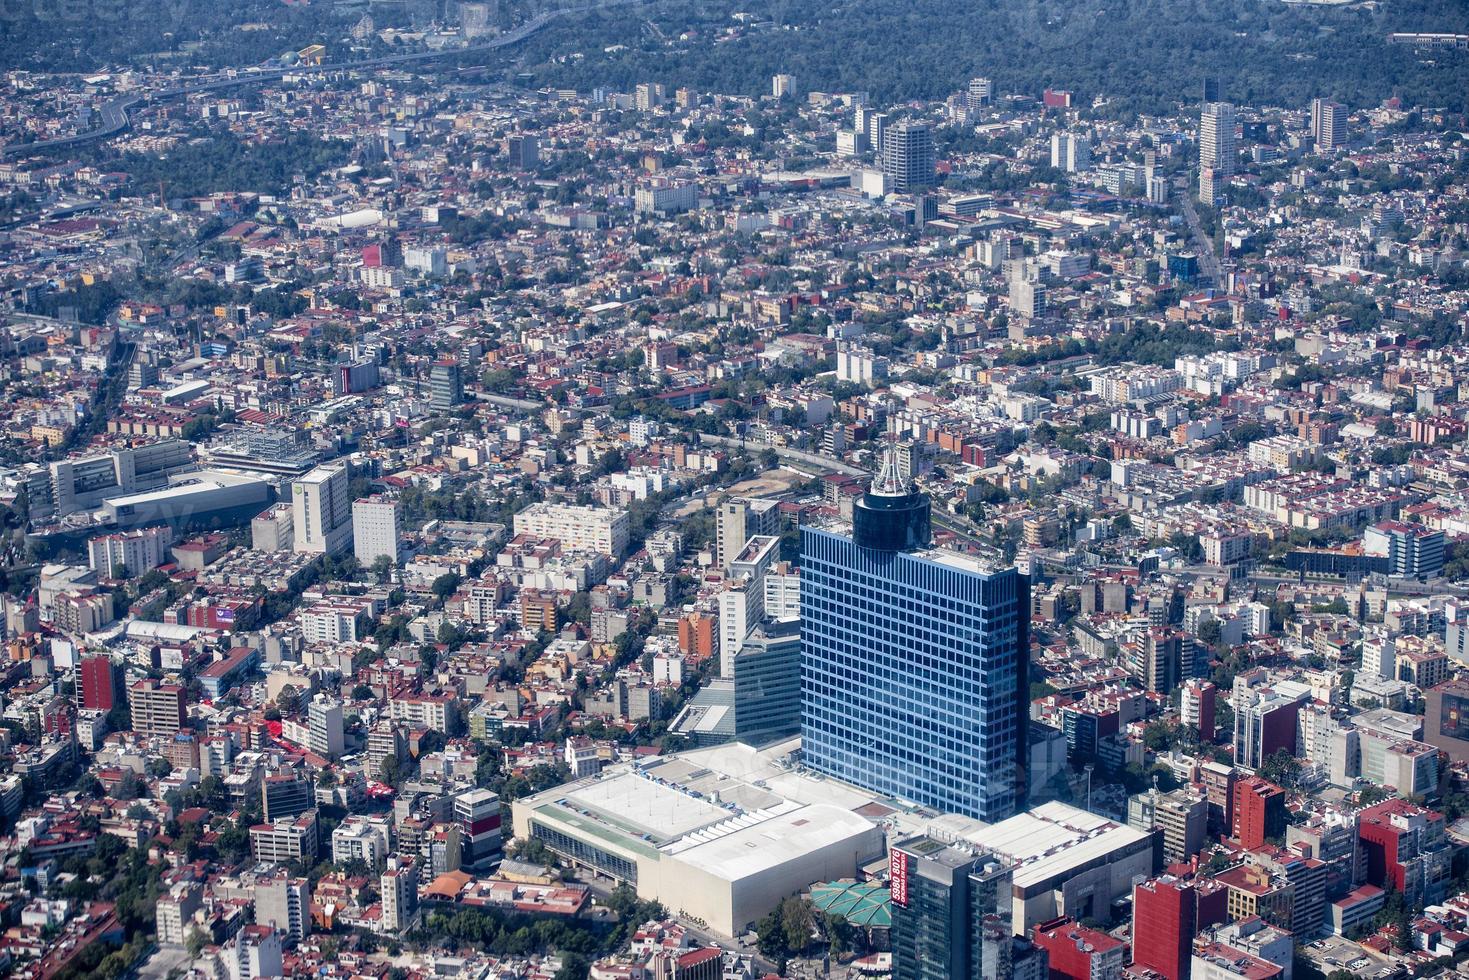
[1312,98,1347,153]
[292,462,353,556]
[1198,101,1236,204]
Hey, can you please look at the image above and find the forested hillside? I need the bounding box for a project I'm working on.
[7,0,1468,117]
[515,0,1469,114]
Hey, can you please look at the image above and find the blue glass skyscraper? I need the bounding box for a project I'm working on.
[800,452,1030,822]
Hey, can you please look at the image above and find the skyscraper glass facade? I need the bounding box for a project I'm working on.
[800,524,1030,822]
[890,836,1023,980]
[733,618,802,745]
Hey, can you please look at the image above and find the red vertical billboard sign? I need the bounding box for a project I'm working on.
[890,848,909,908]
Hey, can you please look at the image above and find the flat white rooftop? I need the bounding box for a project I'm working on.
[664,802,875,882]
[956,800,1151,890]
[524,740,1149,894]
[561,770,731,843]
[913,546,1007,577]
[105,469,264,506]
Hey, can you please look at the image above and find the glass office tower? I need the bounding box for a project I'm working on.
[800,451,1030,822]
[733,617,802,745]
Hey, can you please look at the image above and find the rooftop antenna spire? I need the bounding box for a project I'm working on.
[872,400,907,497]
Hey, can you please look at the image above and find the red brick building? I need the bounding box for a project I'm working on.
[80,654,122,711]
[1131,877,1199,980]
[1357,798,1452,908]
[1032,916,1125,980]
[1232,776,1286,850]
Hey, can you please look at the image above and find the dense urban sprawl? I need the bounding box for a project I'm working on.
[2,5,1469,980]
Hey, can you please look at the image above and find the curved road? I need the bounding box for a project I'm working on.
[2,1,632,159]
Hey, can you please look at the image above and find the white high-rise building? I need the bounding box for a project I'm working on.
[719,535,780,677]
[403,246,447,277]
[227,926,283,980]
[1199,102,1236,176]
[253,875,310,946]
[1199,165,1223,206]
[1050,132,1091,173]
[965,77,992,110]
[836,129,868,157]
[720,582,758,678]
[764,562,800,620]
[836,344,890,386]
[156,881,203,945]
[1147,174,1170,204]
[867,111,889,157]
[715,497,781,572]
[1312,98,1347,153]
[635,82,665,111]
[1011,277,1047,319]
[1051,132,1069,168]
[1362,628,1396,679]
[352,496,401,566]
[307,694,345,759]
[380,856,419,933]
[292,462,352,556]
